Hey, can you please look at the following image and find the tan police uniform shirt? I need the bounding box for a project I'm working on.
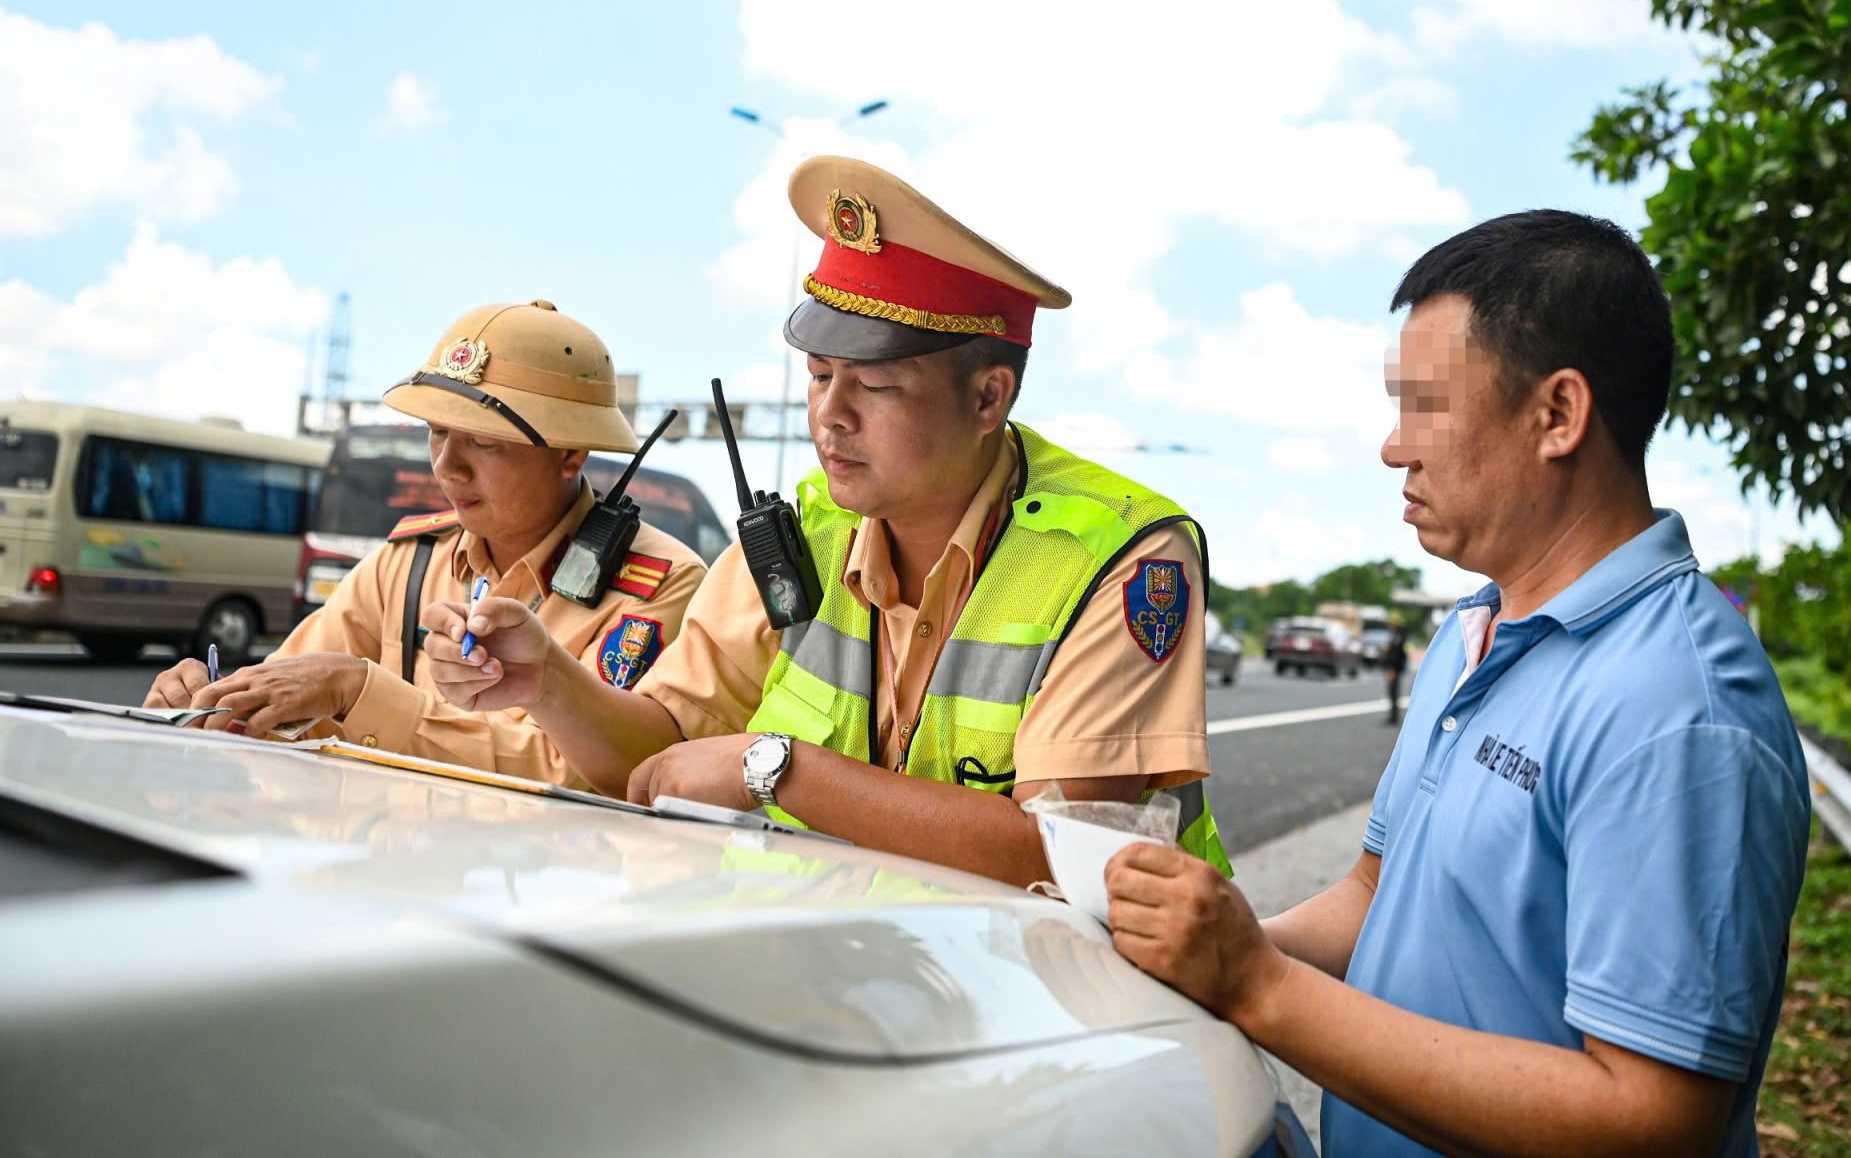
[636,432,1209,789]
[275,481,705,787]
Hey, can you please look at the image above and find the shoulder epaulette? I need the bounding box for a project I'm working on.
[612,551,672,600]
[386,510,462,542]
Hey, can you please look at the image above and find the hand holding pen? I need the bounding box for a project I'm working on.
[459,576,491,658]
[207,643,220,683]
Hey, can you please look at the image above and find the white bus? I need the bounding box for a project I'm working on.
[0,401,329,665]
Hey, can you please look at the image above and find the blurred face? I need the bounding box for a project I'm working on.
[427,425,584,543]
[806,349,1005,521]
[1381,295,1536,575]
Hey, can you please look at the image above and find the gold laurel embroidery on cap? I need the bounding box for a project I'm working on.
[435,338,490,385]
[823,189,882,255]
[803,276,1007,336]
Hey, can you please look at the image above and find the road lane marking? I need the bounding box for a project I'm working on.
[1208,698,1407,735]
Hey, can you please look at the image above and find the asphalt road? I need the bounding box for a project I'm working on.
[0,643,1404,856]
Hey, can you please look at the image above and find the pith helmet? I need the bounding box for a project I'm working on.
[384,300,638,452]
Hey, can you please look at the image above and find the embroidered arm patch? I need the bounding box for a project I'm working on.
[1123,557,1188,662]
[598,615,664,688]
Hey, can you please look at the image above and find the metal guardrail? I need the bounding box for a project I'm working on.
[1799,733,1851,851]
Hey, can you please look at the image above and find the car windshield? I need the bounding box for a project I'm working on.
[313,433,446,539]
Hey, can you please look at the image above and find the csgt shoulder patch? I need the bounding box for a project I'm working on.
[612,551,671,600]
[1123,557,1188,663]
[386,509,461,542]
[598,615,664,689]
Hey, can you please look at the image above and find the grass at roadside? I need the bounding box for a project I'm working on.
[1756,820,1851,1155]
[1757,656,1851,1155]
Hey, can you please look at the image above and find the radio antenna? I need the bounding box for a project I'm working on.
[712,378,756,510]
[608,409,676,499]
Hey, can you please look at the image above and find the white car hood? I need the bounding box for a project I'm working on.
[0,706,1217,1062]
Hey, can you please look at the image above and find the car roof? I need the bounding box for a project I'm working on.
[0,704,1211,1061]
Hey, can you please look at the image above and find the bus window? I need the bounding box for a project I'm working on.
[0,427,57,491]
[81,438,192,525]
[199,457,314,535]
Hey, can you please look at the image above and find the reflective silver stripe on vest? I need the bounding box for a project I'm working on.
[780,618,873,700]
[925,637,1051,704]
[1166,780,1206,839]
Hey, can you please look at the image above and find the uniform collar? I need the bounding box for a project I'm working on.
[842,430,1018,612]
[454,479,595,589]
[1453,509,1700,637]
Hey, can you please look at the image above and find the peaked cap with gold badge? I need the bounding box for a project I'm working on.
[384,300,639,452]
[784,157,1071,362]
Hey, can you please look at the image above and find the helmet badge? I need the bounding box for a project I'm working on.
[436,338,489,385]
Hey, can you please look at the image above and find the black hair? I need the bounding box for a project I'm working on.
[1391,209,1671,472]
[949,334,1029,409]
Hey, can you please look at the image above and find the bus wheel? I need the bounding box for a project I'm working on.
[77,634,146,663]
[195,600,259,668]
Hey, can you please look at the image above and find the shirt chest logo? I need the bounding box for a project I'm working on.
[1473,733,1542,794]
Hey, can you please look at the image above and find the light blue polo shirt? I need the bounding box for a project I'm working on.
[1324,511,1811,1158]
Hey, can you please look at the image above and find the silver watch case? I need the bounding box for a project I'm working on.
[742,732,793,808]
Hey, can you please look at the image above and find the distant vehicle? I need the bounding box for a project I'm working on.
[294,424,733,624]
[0,702,1312,1157]
[1205,611,1243,687]
[1272,618,1362,679]
[0,401,329,665]
[1358,626,1395,668]
[1263,616,1327,661]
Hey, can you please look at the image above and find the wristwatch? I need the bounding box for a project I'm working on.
[742,732,794,809]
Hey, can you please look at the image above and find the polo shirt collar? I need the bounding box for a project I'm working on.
[1452,509,1700,636]
[842,431,1018,612]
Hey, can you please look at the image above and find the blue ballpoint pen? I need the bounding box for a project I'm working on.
[206,643,219,683]
[459,576,491,659]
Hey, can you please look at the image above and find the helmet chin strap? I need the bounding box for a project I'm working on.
[391,374,549,447]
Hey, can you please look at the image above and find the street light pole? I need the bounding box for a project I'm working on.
[731,99,888,491]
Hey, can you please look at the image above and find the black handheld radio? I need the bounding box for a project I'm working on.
[711,377,821,628]
[551,408,678,607]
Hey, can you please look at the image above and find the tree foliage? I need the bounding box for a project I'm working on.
[1573,0,1851,520]
[1710,524,1851,673]
[1207,559,1424,636]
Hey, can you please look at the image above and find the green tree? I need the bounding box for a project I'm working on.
[1572,0,1851,520]
[1307,559,1424,609]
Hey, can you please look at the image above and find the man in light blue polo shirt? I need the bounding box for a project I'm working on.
[1105,210,1810,1156]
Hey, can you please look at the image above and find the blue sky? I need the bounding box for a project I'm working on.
[1,0,1838,594]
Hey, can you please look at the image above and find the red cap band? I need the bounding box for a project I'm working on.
[809,240,1040,347]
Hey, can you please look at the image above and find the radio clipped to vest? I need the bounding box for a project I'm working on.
[551,409,677,607]
[711,376,821,629]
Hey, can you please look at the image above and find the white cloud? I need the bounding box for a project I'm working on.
[0,11,278,239]
[1267,436,1336,474]
[1412,0,1669,52]
[382,72,444,132]
[1146,283,1394,445]
[1348,76,1460,121]
[1,225,326,435]
[1033,412,1142,457]
[721,0,1458,451]
[1245,509,1369,584]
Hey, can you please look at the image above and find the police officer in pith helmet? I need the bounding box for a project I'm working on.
[146,300,705,785]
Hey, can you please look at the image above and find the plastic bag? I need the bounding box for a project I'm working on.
[1021,782,1178,923]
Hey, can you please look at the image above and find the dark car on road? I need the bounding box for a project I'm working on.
[1205,612,1243,686]
[1358,625,1395,669]
[1272,618,1362,679]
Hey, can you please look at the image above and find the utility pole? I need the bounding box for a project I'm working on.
[322,292,352,435]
